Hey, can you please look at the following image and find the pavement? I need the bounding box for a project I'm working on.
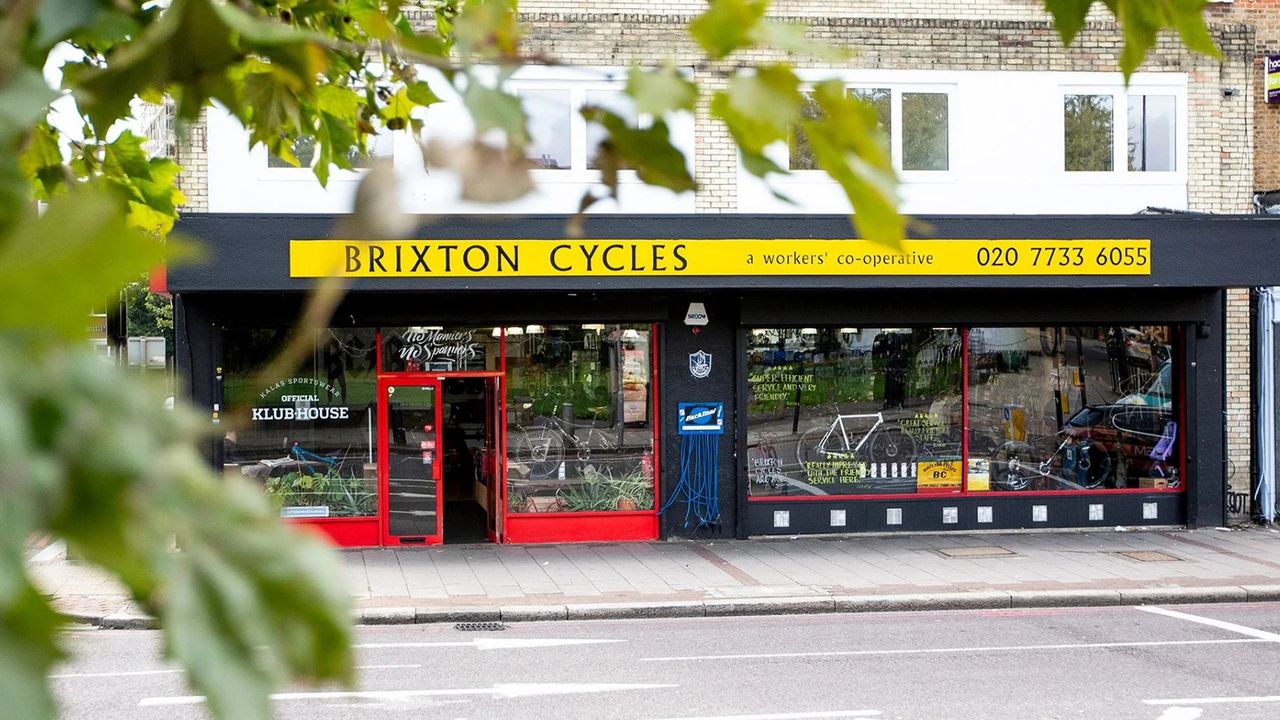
[27,526,1280,628]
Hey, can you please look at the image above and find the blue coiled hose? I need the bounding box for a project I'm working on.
[659,433,720,528]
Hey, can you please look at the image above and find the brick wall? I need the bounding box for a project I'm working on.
[1226,287,1253,522]
[175,107,208,212]
[518,14,1253,214]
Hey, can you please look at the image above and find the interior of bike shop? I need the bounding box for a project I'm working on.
[169,214,1280,546]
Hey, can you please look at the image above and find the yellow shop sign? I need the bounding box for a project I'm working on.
[917,460,963,492]
[289,238,1152,278]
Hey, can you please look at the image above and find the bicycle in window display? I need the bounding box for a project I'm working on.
[510,416,619,480]
[990,405,1173,491]
[794,412,917,472]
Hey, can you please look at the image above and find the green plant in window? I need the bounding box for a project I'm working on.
[264,470,374,518]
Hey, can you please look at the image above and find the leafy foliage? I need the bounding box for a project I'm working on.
[1045,0,1221,78]
[0,0,1227,717]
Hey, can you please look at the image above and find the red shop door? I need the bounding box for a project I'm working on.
[379,377,444,546]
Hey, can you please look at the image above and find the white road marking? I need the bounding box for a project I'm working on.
[645,707,875,712]
[51,669,182,679]
[1154,708,1202,720]
[640,637,1265,662]
[30,540,65,563]
[354,638,624,650]
[1134,605,1280,642]
[1145,696,1280,706]
[139,682,677,707]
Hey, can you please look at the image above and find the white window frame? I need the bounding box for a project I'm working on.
[509,77,647,181]
[775,72,957,181]
[1058,75,1187,183]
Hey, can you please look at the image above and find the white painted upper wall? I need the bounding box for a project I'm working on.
[207,68,1189,216]
[739,70,1189,215]
[207,66,697,215]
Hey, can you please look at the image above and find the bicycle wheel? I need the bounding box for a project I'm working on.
[795,428,827,471]
[868,428,917,465]
[512,428,564,479]
[991,441,1036,491]
[1076,442,1115,490]
[1039,326,1060,356]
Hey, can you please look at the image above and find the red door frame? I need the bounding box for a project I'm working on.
[377,374,444,546]
[377,371,506,545]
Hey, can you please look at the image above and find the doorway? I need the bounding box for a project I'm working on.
[379,374,504,546]
[440,377,502,544]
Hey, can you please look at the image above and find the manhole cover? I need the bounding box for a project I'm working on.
[1117,550,1182,563]
[937,546,1015,559]
[454,621,507,632]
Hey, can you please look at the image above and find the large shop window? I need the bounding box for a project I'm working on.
[746,326,1181,499]
[220,328,379,518]
[504,325,656,513]
[971,326,1178,492]
[746,328,965,497]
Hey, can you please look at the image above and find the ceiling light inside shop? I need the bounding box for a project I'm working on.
[839,327,859,335]
[582,324,606,331]
[525,324,545,334]
[621,329,641,340]
[491,327,503,337]
[505,326,525,336]
[800,327,818,335]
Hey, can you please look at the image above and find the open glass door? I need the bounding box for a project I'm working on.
[485,376,504,542]
[379,378,443,545]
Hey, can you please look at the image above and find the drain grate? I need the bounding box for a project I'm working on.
[454,621,507,632]
[1117,550,1182,563]
[937,546,1015,559]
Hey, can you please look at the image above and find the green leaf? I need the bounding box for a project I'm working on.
[406,81,442,108]
[1043,0,1096,46]
[1046,0,1222,78]
[688,0,770,60]
[754,21,851,61]
[0,191,171,339]
[581,107,695,194]
[710,65,802,175]
[0,67,60,145]
[453,0,521,58]
[802,80,902,248]
[31,0,105,50]
[75,0,328,130]
[464,81,528,149]
[626,66,697,116]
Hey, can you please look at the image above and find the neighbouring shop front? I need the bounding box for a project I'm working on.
[169,214,1280,546]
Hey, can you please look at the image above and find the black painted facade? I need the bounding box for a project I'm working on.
[170,214,1280,539]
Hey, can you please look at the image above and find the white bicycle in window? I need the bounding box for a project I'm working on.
[795,412,917,469]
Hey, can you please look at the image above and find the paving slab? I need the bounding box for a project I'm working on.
[34,527,1280,628]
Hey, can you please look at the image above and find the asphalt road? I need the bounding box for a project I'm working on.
[51,602,1280,720]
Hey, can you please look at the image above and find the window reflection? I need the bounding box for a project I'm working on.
[521,89,573,169]
[968,326,1177,492]
[746,328,964,497]
[221,327,379,517]
[1065,94,1114,171]
[505,324,656,513]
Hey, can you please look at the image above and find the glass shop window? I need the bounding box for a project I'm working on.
[504,324,656,513]
[745,327,964,497]
[381,326,500,372]
[220,327,379,518]
[967,326,1178,493]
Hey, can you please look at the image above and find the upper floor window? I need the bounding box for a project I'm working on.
[1064,92,1176,172]
[266,133,392,170]
[790,85,950,173]
[514,84,638,173]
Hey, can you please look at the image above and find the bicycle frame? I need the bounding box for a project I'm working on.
[818,412,884,457]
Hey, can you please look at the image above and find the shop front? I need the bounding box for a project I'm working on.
[170,214,1280,545]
